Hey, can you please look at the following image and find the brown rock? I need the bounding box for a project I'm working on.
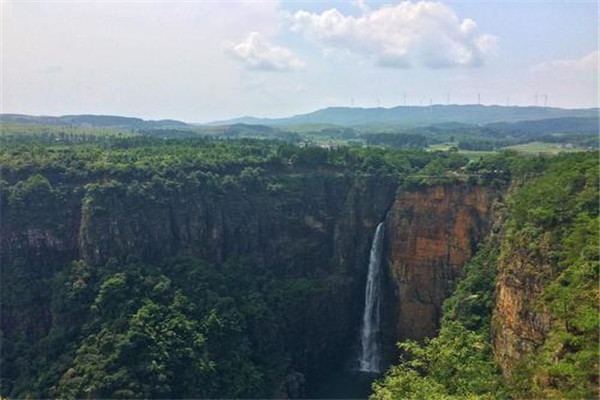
[491,242,553,377]
[386,184,494,341]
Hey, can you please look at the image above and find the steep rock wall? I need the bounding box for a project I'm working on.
[489,179,554,379]
[385,184,494,342]
[1,175,500,390]
[0,172,398,385]
[76,175,396,275]
[491,250,552,377]
[488,180,554,379]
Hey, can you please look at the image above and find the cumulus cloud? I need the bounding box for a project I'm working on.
[531,50,598,72]
[227,32,305,71]
[291,1,498,68]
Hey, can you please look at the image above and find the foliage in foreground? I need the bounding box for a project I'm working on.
[371,242,505,400]
[3,256,327,398]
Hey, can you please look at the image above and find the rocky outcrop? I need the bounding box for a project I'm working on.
[385,184,494,342]
[491,231,553,377]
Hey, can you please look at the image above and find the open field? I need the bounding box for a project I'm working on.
[502,141,584,155]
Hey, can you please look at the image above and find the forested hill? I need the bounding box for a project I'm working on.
[0,114,190,129]
[3,105,598,132]
[207,105,599,127]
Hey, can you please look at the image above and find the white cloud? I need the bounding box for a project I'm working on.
[227,32,305,71]
[291,1,498,69]
[532,51,598,72]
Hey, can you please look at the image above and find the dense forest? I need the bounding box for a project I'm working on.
[1,125,598,399]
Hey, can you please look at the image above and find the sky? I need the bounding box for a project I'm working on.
[2,0,598,122]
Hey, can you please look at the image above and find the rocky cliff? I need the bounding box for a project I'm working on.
[489,155,599,398]
[0,172,507,395]
[385,184,495,342]
[0,171,399,393]
[491,153,599,399]
[490,179,553,377]
[491,246,553,377]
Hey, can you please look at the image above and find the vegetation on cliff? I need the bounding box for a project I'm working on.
[372,152,599,400]
[0,135,493,398]
[501,152,599,399]
[1,132,597,399]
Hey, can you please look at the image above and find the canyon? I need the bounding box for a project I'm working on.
[1,168,499,396]
[3,149,597,399]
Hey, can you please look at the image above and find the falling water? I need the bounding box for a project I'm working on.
[357,222,384,373]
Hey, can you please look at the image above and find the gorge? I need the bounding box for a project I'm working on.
[0,173,495,397]
[1,139,597,399]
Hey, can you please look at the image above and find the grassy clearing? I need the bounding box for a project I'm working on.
[502,141,583,155]
[427,143,457,151]
[426,143,495,160]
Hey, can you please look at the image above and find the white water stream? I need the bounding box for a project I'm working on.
[357,222,384,373]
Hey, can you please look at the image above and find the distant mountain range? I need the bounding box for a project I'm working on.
[207,105,599,127]
[2,105,598,130]
[0,114,190,129]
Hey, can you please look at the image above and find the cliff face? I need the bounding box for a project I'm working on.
[0,173,398,386]
[1,174,501,394]
[76,175,396,276]
[489,181,556,380]
[491,251,552,376]
[489,153,599,399]
[489,181,560,380]
[385,184,494,342]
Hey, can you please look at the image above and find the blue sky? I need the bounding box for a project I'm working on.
[2,1,598,122]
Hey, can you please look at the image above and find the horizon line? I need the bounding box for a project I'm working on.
[2,103,599,126]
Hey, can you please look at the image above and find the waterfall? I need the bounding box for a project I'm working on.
[357,222,384,373]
